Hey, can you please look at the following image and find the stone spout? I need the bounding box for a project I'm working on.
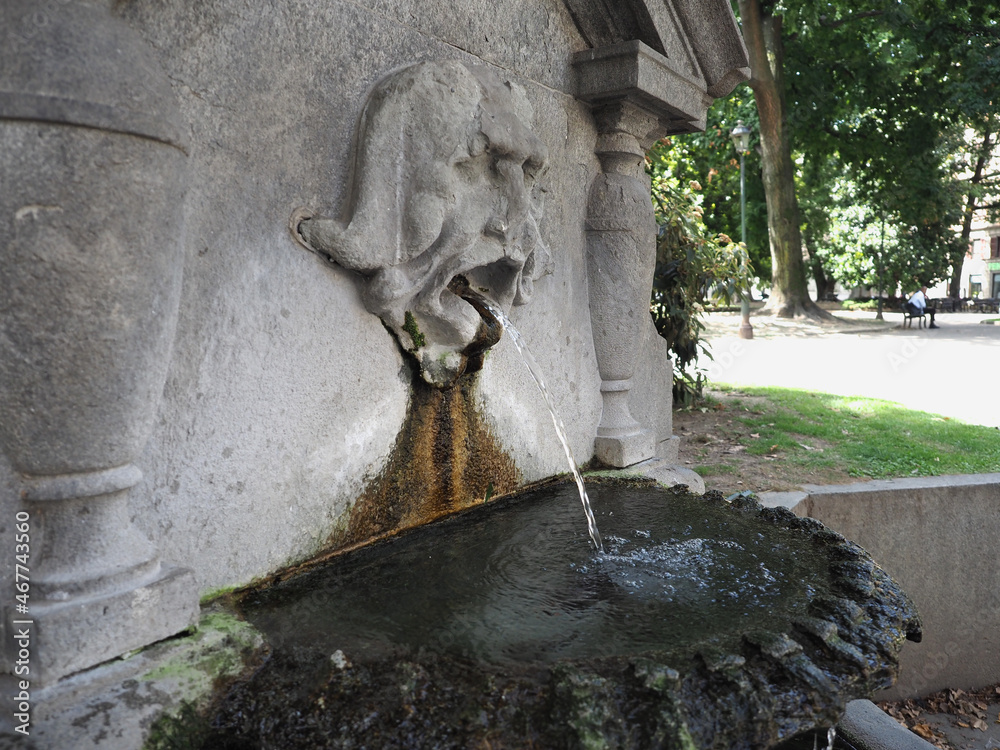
[447,276,505,373]
[292,60,553,388]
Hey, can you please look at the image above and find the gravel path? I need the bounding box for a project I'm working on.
[698,309,1000,428]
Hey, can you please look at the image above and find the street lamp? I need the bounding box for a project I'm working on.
[730,120,753,339]
[876,211,885,321]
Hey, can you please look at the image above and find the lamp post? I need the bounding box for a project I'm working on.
[876,211,885,321]
[730,120,753,339]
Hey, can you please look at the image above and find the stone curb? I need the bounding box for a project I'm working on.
[759,473,1000,700]
[838,699,938,750]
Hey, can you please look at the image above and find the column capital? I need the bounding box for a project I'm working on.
[573,41,716,136]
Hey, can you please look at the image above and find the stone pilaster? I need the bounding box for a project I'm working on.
[0,0,199,686]
[574,42,717,482]
[585,101,663,467]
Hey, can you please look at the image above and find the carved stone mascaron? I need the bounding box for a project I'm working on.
[294,60,553,388]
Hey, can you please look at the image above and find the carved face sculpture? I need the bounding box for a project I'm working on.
[295,60,551,387]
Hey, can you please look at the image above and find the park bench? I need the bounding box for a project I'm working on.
[901,307,926,328]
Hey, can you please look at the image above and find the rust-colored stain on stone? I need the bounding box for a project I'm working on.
[330,375,520,550]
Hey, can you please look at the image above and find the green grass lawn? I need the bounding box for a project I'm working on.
[703,385,1000,480]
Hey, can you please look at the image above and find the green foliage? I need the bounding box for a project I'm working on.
[839,299,879,311]
[402,310,426,349]
[647,90,770,280]
[647,172,753,403]
[802,167,961,294]
[710,385,1000,479]
[739,0,1000,297]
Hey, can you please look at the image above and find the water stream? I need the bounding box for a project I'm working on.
[462,289,603,551]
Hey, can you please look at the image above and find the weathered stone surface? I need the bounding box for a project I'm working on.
[27,566,199,688]
[0,0,197,683]
[837,699,939,750]
[326,375,522,550]
[192,484,920,750]
[0,608,264,750]
[564,0,749,98]
[2,0,748,694]
[98,0,602,593]
[584,102,669,469]
[575,33,746,470]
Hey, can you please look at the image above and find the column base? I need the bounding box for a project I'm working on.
[594,428,655,468]
[628,457,706,494]
[14,565,199,687]
[659,435,680,463]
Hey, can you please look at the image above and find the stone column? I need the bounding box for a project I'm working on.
[0,0,199,685]
[574,42,720,484]
[585,102,663,467]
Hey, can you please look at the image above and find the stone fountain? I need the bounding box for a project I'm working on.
[1,1,920,748]
[199,481,920,749]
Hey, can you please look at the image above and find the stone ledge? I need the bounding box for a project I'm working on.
[572,40,713,132]
[838,699,938,750]
[759,473,1000,699]
[21,565,199,687]
[0,606,264,750]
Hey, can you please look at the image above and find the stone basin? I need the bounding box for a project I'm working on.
[202,479,920,749]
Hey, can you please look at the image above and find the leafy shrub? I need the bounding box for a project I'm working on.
[649,175,753,404]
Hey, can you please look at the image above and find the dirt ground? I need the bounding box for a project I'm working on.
[672,389,863,497]
[879,684,1000,749]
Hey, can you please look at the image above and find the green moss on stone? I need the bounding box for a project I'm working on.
[141,609,265,750]
[402,310,426,348]
[198,586,238,606]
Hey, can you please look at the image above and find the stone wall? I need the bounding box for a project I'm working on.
[123,0,640,591]
[1,0,746,683]
[761,474,1000,699]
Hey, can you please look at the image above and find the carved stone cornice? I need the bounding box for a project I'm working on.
[574,40,714,136]
[564,0,749,103]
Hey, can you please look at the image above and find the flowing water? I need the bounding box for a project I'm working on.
[466,290,603,551]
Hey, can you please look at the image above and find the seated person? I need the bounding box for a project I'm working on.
[905,286,938,328]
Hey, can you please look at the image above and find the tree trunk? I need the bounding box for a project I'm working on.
[950,126,994,298]
[737,0,832,320]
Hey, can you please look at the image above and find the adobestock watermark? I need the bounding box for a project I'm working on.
[702,341,748,382]
[10,509,33,736]
[885,334,930,373]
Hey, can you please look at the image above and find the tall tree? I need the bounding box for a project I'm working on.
[954,123,999,296]
[785,0,1000,298]
[737,0,832,318]
[735,0,999,307]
